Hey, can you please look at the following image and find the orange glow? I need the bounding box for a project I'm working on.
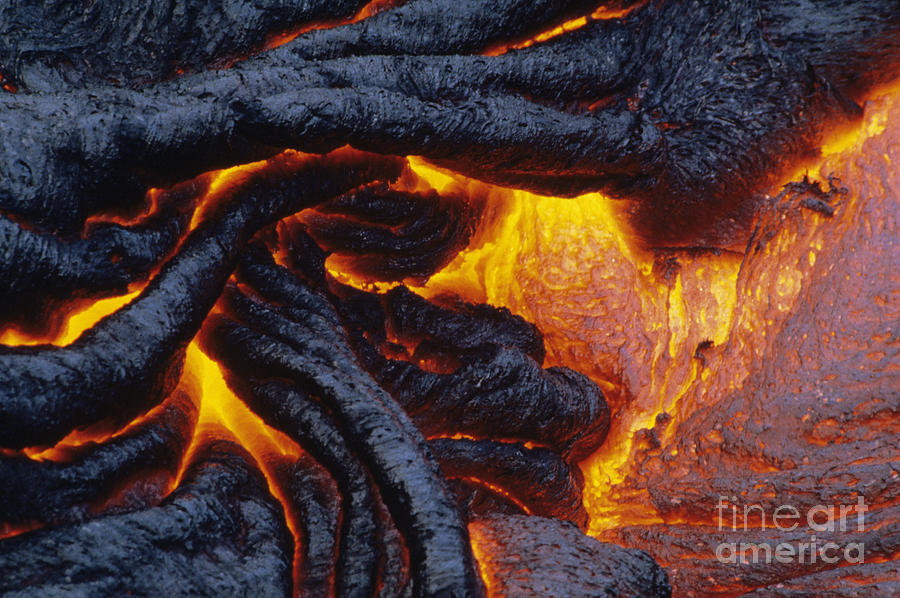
[429,433,481,442]
[460,477,533,515]
[84,187,165,228]
[192,147,374,232]
[320,83,899,542]
[354,0,399,20]
[484,3,641,56]
[0,288,142,347]
[0,520,37,540]
[468,526,499,597]
[427,433,543,453]
[184,343,302,464]
[188,158,271,230]
[0,72,15,93]
[265,0,401,51]
[183,342,308,588]
[0,386,198,540]
[19,396,166,461]
[780,79,900,190]
[324,267,404,294]
[1,170,210,348]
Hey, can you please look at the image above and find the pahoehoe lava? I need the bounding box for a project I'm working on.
[1,1,899,597]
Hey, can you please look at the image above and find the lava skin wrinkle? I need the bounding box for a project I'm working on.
[428,437,589,529]
[332,283,609,461]
[0,440,295,598]
[0,0,376,90]
[0,177,204,335]
[272,449,344,598]
[233,377,415,598]
[381,285,546,364]
[303,184,480,281]
[216,375,385,598]
[0,151,402,449]
[355,340,610,463]
[0,389,197,529]
[200,254,484,597]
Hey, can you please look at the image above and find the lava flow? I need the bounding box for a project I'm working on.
[3,1,900,595]
[7,81,896,595]
[387,83,900,595]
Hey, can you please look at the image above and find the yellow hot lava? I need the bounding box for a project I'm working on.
[398,160,742,532]
[484,3,642,56]
[3,66,897,593]
[264,0,401,51]
[393,81,900,538]
[0,290,141,347]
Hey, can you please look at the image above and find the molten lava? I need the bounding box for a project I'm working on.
[0,289,142,347]
[5,0,900,595]
[390,82,900,595]
[3,72,897,598]
[0,154,344,588]
[484,2,643,56]
[183,343,310,588]
[264,0,401,50]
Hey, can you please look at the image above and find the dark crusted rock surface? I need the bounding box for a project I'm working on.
[470,514,671,597]
[0,389,197,528]
[0,440,294,598]
[2,1,898,244]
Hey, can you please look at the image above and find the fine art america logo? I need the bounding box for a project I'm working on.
[715,496,868,565]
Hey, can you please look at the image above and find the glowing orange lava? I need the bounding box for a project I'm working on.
[468,527,499,597]
[4,55,897,592]
[389,82,900,549]
[0,158,316,586]
[484,3,642,56]
[0,72,16,93]
[0,289,142,347]
[173,342,314,590]
[395,161,743,531]
[264,0,401,51]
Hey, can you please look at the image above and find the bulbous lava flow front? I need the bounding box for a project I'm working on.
[410,84,900,596]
